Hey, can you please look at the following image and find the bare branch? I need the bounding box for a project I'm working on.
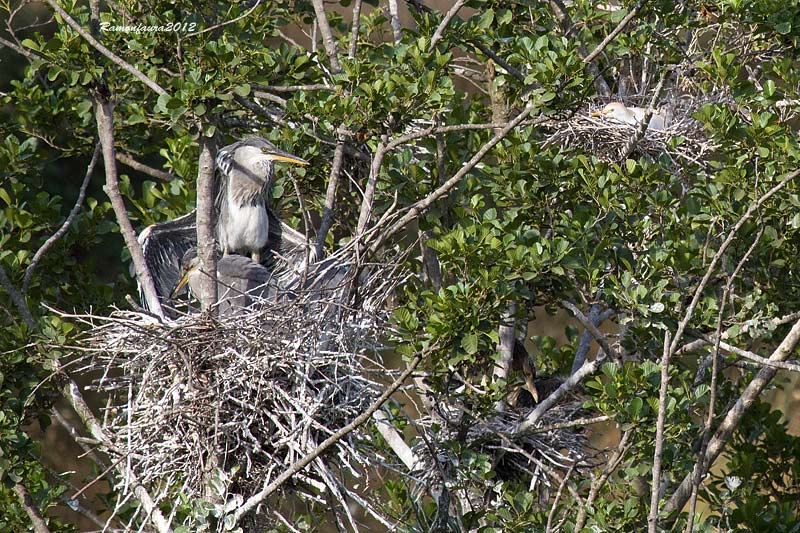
[42,0,167,95]
[116,152,178,182]
[664,314,800,516]
[373,410,419,470]
[195,134,218,311]
[428,0,466,51]
[356,139,387,236]
[563,301,622,364]
[648,328,672,533]
[24,144,101,292]
[583,0,647,64]
[348,0,363,58]
[13,483,52,533]
[372,105,542,251]
[388,0,402,44]
[309,0,341,73]
[94,98,165,319]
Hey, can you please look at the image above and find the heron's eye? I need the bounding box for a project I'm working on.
[261,147,269,153]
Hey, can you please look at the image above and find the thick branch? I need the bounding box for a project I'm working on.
[195,134,218,311]
[309,0,341,73]
[24,143,101,292]
[428,0,466,51]
[94,98,164,319]
[664,316,800,516]
[14,483,52,533]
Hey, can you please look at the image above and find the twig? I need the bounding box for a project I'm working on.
[583,0,647,64]
[546,463,576,533]
[231,353,424,523]
[23,143,101,292]
[13,483,52,533]
[574,430,631,531]
[621,68,667,160]
[371,105,541,251]
[94,98,165,319]
[356,138,387,236]
[428,0,466,51]
[116,152,178,182]
[185,0,262,38]
[42,0,166,95]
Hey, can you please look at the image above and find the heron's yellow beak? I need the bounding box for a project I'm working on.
[261,149,309,166]
[591,108,612,117]
[170,270,192,300]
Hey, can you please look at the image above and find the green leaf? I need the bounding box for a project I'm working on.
[461,333,478,355]
[234,84,251,97]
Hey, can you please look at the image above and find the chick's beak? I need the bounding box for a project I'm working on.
[170,269,192,300]
[591,108,612,117]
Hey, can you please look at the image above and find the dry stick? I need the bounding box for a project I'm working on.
[546,463,576,533]
[116,152,178,182]
[60,378,173,533]
[23,143,101,292]
[574,430,632,531]
[309,0,341,73]
[680,310,800,358]
[685,228,763,532]
[195,135,218,312]
[95,99,165,319]
[651,168,800,529]
[664,314,800,517]
[371,104,538,251]
[315,136,346,258]
[42,0,166,95]
[13,483,52,533]
[428,0,466,51]
[231,353,424,523]
[347,0,363,58]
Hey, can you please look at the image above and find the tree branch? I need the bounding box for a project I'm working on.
[94,98,165,318]
[309,0,341,73]
[116,151,178,182]
[0,265,37,329]
[14,483,52,533]
[195,134,218,311]
[42,0,167,95]
[663,315,800,516]
[428,0,466,51]
[316,134,346,258]
[23,143,101,293]
[348,0,363,58]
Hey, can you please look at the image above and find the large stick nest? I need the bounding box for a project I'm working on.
[544,95,721,167]
[72,251,406,514]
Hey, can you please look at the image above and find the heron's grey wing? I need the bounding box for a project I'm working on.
[137,210,198,307]
[216,254,277,314]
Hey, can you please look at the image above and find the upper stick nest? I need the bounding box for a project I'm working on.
[545,95,720,166]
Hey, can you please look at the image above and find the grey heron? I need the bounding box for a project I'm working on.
[170,247,277,316]
[591,102,667,130]
[137,136,313,309]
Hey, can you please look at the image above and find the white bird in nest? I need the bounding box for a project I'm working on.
[591,102,668,131]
